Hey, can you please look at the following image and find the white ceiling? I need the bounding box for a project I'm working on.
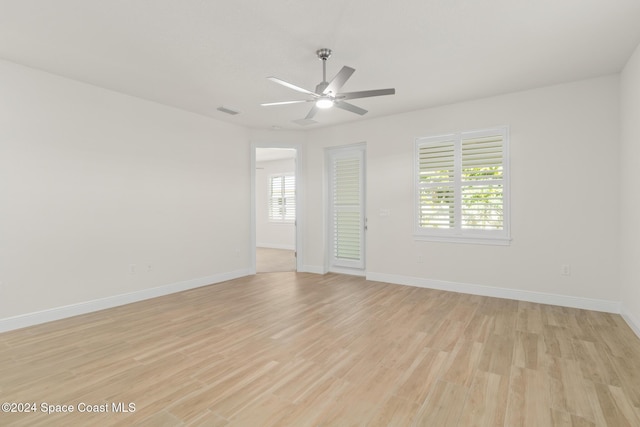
[2,0,640,131]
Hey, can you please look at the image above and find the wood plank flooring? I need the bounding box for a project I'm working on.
[1,273,640,426]
[256,248,296,273]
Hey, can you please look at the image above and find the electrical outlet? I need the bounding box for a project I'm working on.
[147,264,152,273]
[417,254,424,264]
[561,264,571,276]
[130,264,136,275]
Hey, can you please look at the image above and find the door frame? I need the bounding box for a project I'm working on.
[250,141,304,274]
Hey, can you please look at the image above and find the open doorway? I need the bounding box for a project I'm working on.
[255,148,297,272]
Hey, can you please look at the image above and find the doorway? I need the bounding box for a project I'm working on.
[254,147,298,273]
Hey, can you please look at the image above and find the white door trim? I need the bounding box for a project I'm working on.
[251,141,304,273]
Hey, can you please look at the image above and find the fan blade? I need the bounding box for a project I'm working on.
[267,77,318,96]
[261,100,310,106]
[305,105,319,120]
[334,101,368,115]
[338,88,395,100]
[323,66,355,95]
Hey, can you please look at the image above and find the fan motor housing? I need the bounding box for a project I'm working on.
[315,81,329,94]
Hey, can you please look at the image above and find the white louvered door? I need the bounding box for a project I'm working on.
[328,145,365,272]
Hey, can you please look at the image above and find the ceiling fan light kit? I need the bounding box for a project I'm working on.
[262,48,395,124]
[315,97,334,109]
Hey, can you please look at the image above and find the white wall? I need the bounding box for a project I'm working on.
[304,75,621,310]
[0,57,632,330]
[620,42,640,334]
[0,60,250,324]
[255,158,296,249]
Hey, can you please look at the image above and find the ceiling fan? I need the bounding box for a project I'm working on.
[261,48,395,125]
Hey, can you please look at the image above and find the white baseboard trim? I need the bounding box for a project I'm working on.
[301,265,326,275]
[0,269,251,333]
[256,243,296,251]
[621,305,640,340]
[329,267,366,277]
[366,272,621,314]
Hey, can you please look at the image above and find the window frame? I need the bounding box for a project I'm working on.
[268,173,295,223]
[414,126,511,245]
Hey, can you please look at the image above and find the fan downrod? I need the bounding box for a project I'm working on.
[316,48,332,84]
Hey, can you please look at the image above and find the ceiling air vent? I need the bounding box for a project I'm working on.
[217,106,240,115]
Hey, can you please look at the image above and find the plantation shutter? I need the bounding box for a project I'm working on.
[268,174,295,222]
[268,176,280,220]
[283,175,296,221]
[461,134,504,230]
[417,137,456,229]
[415,127,509,244]
[330,148,364,269]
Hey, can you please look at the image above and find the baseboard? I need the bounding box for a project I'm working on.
[621,305,640,340]
[299,265,366,276]
[329,266,366,277]
[301,265,326,274]
[256,243,296,251]
[0,269,251,333]
[3,270,628,334]
[366,272,621,314]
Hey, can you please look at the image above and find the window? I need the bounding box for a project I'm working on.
[415,127,510,244]
[268,174,295,222]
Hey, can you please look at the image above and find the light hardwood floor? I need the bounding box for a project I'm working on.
[1,273,640,426]
[256,248,296,273]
